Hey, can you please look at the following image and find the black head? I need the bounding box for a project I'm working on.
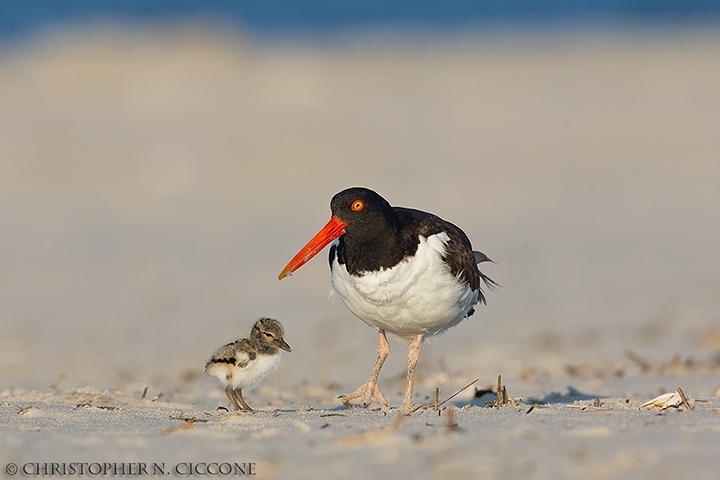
[279,187,398,280]
[330,187,398,240]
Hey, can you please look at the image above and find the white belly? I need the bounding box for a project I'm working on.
[231,352,282,390]
[330,233,479,339]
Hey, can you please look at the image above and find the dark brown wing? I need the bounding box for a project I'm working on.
[394,207,483,295]
[205,339,256,370]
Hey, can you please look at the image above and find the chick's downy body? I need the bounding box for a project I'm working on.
[205,318,291,411]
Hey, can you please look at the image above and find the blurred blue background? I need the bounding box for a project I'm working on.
[2,0,719,42]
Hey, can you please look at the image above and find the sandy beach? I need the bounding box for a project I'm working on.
[1,25,720,479]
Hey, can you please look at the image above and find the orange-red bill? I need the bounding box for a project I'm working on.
[278,215,348,280]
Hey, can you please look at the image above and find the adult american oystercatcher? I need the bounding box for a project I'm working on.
[278,187,496,413]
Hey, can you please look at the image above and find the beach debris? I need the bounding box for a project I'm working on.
[67,388,112,406]
[411,378,479,413]
[50,374,66,391]
[440,378,479,408]
[335,415,406,446]
[74,403,118,411]
[566,398,615,411]
[495,375,508,407]
[164,416,207,435]
[170,416,208,423]
[525,403,551,414]
[477,375,522,407]
[445,406,460,433]
[18,406,38,416]
[151,392,163,402]
[639,392,681,410]
[217,410,253,422]
[676,387,693,410]
[141,387,148,400]
[639,388,694,410]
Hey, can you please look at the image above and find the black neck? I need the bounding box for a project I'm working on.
[335,212,419,274]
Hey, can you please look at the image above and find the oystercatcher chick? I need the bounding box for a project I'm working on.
[205,318,291,412]
[279,187,496,413]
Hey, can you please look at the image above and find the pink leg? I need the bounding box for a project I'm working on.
[399,334,423,414]
[339,330,390,410]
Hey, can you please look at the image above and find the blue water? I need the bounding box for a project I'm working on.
[1,0,719,43]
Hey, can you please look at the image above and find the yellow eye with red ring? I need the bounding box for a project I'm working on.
[351,200,364,212]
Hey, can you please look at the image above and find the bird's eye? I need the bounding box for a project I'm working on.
[351,200,364,212]
[264,332,272,337]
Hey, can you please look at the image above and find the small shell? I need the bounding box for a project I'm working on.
[639,391,682,410]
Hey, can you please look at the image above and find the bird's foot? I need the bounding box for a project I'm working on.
[232,407,255,414]
[339,380,389,411]
[398,398,417,415]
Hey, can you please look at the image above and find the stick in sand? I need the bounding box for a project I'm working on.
[413,378,479,412]
[677,387,693,410]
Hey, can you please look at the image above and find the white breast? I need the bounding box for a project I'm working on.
[330,232,479,339]
[230,352,282,390]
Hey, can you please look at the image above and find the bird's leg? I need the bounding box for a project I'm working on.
[339,329,390,411]
[399,334,423,414]
[233,388,255,412]
[225,385,243,411]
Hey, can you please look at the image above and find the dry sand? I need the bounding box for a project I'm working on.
[1,25,720,479]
